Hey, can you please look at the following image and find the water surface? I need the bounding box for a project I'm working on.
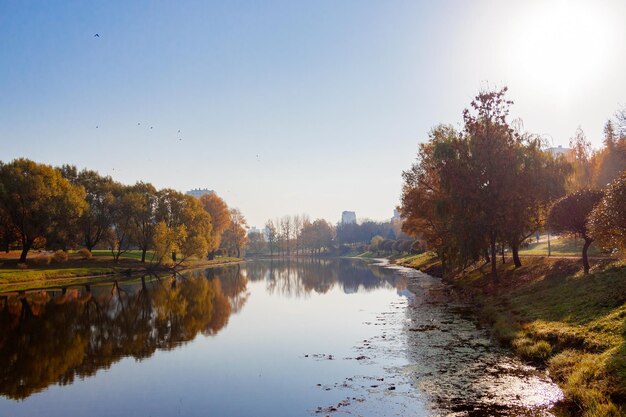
[0,258,561,416]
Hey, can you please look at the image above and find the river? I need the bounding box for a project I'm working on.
[0,258,561,416]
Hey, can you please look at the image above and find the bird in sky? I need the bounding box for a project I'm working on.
[137,122,141,125]
[94,34,100,37]
[150,126,153,130]
[178,130,181,133]
[96,125,99,128]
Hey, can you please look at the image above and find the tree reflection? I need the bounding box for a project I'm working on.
[0,266,247,400]
[245,258,408,298]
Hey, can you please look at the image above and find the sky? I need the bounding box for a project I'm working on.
[1,0,625,228]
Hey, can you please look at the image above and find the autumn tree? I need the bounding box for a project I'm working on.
[503,135,569,267]
[588,172,626,256]
[0,159,87,262]
[153,191,213,265]
[568,127,594,190]
[127,182,159,263]
[220,209,248,258]
[401,89,570,277]
[400,125,460,273]
[59,166,119,252]
[106,185,136,262]
[301,219,334,253]
[0,204,17,253]
[548,189,603,274]
[593,120,626,188]
[199,193,231,259]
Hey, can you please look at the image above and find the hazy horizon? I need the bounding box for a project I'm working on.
[2,0,625,227]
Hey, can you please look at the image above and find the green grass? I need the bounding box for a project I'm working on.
[0,250,242,292]
[455,257,626,416]
[89,249,155,260]
[394,251,441,275]
[519,235,604,257]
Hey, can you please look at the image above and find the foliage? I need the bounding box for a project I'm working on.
[220,209,248,258]
[400,88,569,278]
[59,166,119,252]
[588,172,626,256]
[0,159,87,262]
[77,248,93,260]
[199,193,231,256]
[52,250,69,263]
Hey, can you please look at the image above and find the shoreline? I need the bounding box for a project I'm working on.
[392,252,626,417]
[0,258,243,293]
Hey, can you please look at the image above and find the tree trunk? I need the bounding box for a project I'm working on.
[582,237,592,274]
[490,234,497,280]
[208,250,216,260]
[141,248,147,263]
[511,242,522,268]
[501,245,505,264]
[19,239,32,263]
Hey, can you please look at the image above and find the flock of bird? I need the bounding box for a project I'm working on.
[91,33,260,169]
[92,33,183,143]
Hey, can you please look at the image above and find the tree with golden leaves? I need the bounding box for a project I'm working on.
[199,193,231,259]
[0,159,87,262]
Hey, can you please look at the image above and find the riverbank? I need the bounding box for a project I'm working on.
[0,250,242,292]
[394,252,626,417]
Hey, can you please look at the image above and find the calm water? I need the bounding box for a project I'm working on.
[0,258,561,416]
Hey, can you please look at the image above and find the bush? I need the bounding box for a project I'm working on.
[77,248,92,260]
[33,255,52,266]
[53,250,69,263]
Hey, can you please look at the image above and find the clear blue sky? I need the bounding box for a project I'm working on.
[1,1,625,227]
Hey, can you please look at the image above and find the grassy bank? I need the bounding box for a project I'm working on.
[0,250,241,292]
[394,252,626,416]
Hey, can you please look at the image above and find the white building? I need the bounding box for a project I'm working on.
[547,146,572,159]
[186,188,214,198]
[341,211,357,225]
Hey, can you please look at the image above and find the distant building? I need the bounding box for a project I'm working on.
[186,188,214,198]
[547,146,573,160]
[341,211,357,225]
[391,209,402,223]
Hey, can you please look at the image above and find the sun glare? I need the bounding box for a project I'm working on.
[509,1,617,99]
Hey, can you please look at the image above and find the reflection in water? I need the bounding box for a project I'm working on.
[0,259,562,417]
[0,265,247,400]
[244,258,408,297]
[0,258,404,403]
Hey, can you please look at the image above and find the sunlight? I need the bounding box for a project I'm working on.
[509,0,617,99]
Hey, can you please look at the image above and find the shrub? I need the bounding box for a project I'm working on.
[33,255,52,266]
[77,248,92,260]
[53,250,69,263]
